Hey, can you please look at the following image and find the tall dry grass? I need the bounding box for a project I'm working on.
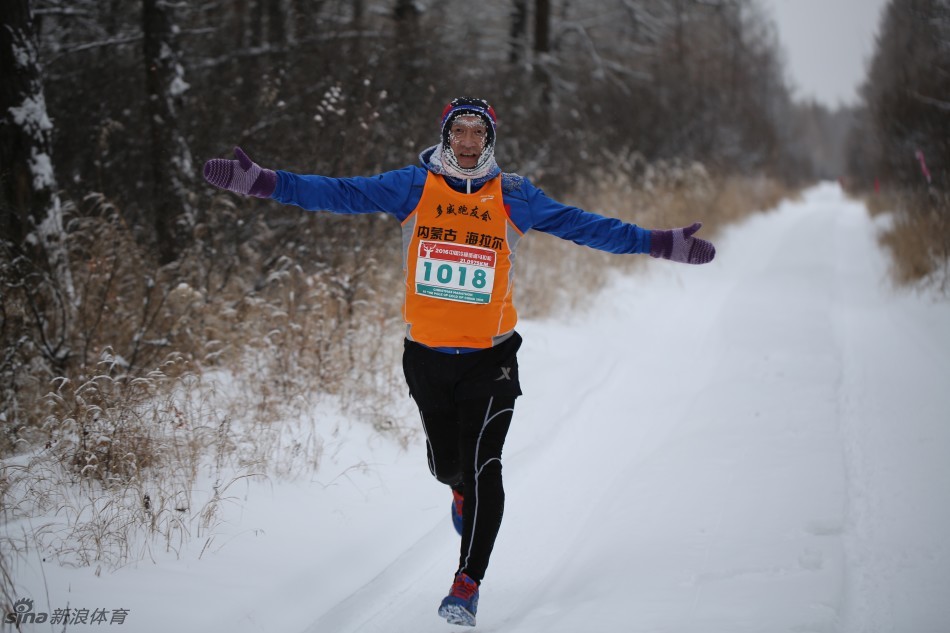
[516,153,791,317]
[864,188,950,293]
[1,194,407,602]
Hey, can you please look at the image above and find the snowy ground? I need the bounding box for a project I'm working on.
[8,183,950,632]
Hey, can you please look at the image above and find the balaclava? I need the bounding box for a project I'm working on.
[437,97,497,180]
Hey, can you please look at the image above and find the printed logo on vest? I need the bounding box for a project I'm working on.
[416,224,504,250]
[435,203,493,222]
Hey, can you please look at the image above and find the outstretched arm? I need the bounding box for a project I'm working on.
[202,146,422,220]
[520,182,715,264]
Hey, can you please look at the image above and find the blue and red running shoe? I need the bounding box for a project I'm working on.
[438,572,479,626]
[451,489,464,536]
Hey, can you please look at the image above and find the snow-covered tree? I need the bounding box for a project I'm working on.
[1,0,75,306]
[1,0,59,247]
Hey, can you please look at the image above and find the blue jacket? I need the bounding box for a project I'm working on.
[271,147,652,255]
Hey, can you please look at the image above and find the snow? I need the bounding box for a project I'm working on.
[6,183,950,632]
[8,94,53,134]
[8,93,56,191]
[28,149,55,190]
[11,39,35,69]
[169,63,190,97]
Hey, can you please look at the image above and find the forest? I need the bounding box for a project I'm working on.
[0,0,948,589]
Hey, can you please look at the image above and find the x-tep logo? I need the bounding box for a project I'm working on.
[5,598,131,626]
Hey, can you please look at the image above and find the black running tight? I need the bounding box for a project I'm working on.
[402,334,523,583]
[419,396,515,583]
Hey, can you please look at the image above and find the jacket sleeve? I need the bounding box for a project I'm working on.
[521,180,652,255]
[271,166,424,222]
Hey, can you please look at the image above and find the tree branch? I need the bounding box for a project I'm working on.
[907,89,950,111]
[49,34,143,61]
[33,7,91,16]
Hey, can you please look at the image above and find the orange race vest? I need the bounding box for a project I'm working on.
[400,173,523,348]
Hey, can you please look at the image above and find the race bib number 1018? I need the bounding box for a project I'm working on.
[415,241,497,304]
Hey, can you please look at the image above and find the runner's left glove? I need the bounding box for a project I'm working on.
[203,147,277,198]
[649,222,716,264]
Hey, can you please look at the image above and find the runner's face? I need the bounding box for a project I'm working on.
[449,115,487,169]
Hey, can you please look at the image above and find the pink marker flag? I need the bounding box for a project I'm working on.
[916,149,932,184]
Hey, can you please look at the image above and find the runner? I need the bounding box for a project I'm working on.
[202,97,716,626]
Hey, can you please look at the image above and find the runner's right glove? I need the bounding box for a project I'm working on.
[202,147,277,198]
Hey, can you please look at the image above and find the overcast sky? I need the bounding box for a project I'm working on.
[758,0,890,108]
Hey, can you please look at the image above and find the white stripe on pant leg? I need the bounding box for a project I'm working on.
[418,410,439,478]
[463,396,515,572]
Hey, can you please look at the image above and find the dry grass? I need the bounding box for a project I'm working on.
[0,198,404,598]
[516,155,792,318]
[862,189,950,293]
[0,366,263,572]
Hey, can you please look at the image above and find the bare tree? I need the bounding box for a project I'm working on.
[535,0,550,54]
[143,0,194,264]
[509,0,529,65]
[267,0,285,45]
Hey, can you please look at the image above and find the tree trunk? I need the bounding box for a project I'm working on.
[250,0,265,47]
[1,0,76,364]
[394,0,421,21]
[392,0,423,93]
[0,0,56,248]
[143,0,193,264]
[532,0,553,111]
[534,0,550,54]
[509,0,528,65]
[267,0,284,46]
[234,0,249,47]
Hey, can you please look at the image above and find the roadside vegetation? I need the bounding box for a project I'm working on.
[844,0,949,293]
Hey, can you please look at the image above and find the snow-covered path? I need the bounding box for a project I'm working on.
[295,183,950,632]
[15,184,950,632]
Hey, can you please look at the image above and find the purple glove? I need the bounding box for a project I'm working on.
[202,147,277,198]
[649,222,716,264]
